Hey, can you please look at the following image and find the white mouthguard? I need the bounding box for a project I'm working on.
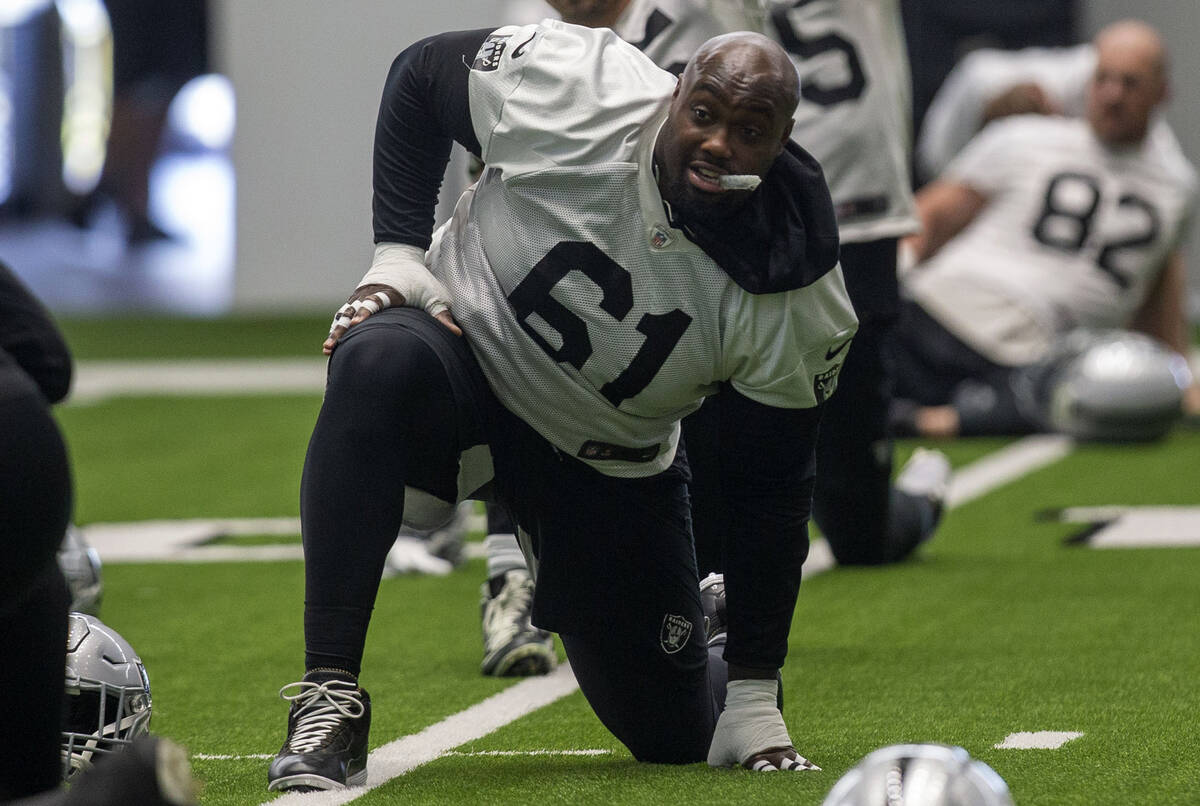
[718,174,762,191]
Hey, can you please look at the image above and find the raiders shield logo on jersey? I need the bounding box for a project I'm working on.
[660,613,693,654]
[813,365,841,404]
[472,34,511,72]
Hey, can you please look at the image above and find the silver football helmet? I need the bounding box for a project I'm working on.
[1038,329,1190,442]
[822,744,1014,806]
[57,524,103,615]
[61,613,152,779]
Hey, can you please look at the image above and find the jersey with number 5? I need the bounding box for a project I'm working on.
[905,114,1197,366]
[430,20,857,478]
[768,0,918,242]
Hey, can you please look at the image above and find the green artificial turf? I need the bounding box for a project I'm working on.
[74,425,1200,805]
[45,315,1200,805]
[56,395,320,522]
[58,313,330,360]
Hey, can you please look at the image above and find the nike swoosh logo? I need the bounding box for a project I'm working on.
[825,338,852,361]
[512,33,535,59]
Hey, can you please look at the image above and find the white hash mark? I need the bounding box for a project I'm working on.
[995,731,1084,749]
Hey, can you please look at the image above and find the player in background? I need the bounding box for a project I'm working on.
[893,20,1199,439]
[268,24,856,792]
[915,38,1186,189]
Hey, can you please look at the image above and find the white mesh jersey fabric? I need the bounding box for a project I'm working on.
[768,0,919,242]
[905,115,1197,367]
[428,20,856,477]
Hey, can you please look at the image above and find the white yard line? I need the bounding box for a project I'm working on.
[262,664,582,806]
[67,358,328,404]
[946,434,1075,508]
[1055,505,1200,548]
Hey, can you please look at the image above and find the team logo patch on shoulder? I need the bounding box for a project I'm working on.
[813,365,841,404]
[660,613,693,654]
[472,34,511,72]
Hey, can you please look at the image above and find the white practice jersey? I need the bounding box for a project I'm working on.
[431,21,856,477]
[766,0,918,242]
[611,0,731,75]
[506,0,744,75]
[904,115,1198,367]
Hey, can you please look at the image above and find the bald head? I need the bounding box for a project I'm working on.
[1087,19,1168,146]
[682,32,801,120]
[1094,19,1167,79]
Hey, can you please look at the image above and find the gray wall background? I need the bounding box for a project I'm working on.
[217,1,507,312]
[219,1,1200,319]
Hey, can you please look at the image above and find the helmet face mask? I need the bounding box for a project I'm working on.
[822,744,1014,806]
[61,613,152,779]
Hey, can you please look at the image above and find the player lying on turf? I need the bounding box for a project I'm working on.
[267,20,857,792]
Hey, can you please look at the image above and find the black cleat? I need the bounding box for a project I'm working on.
[480,569,555,677]
[267,670,370,792]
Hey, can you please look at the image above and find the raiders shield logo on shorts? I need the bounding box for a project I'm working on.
[659,613,693,654]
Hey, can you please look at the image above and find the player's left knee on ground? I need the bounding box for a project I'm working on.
[559,630,715,764]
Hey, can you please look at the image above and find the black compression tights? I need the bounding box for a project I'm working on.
[300,316,462,676]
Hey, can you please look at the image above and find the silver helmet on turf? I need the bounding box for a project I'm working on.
[822,744,1014,806]
[1037,329,1191,442]
[61,613,152,779]
[57,524,103,615]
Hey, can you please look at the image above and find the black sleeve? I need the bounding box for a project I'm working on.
[716,387,821,672]
[0,260,72,403]
[372,28,492,249]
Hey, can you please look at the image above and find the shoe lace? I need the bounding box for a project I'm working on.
[278,680,365,753]
[483,573,535,652]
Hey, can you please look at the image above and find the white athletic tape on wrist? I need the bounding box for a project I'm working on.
[359,242,451,318]
[707,678,792,768]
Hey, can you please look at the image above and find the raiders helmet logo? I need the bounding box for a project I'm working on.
[813,365,841,404]
[659,613,693,654]
[472,34,511,72]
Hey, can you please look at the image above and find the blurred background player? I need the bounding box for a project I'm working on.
[915,35,1184,188]
[897,0,1079,159]
[892,20,1199,439]
[71,0,209,243]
